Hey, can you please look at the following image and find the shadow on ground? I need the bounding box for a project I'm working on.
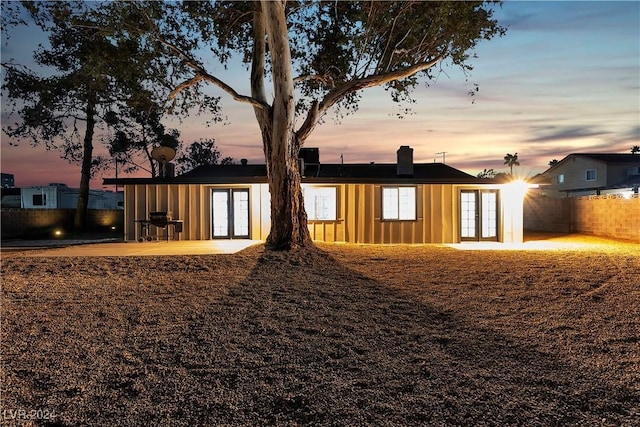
[1,244,638,426]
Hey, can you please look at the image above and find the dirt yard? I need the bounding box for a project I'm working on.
[2,235,639,426]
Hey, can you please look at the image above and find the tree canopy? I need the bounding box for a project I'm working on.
[177,138,234,174]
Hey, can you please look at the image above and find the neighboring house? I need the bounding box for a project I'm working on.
[104,146,532,244]
[20,183,123,209]
[540,153,640,197]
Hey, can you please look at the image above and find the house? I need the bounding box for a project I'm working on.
[540,153,640,197]
[103,146,532,244]
[20,183,123,209]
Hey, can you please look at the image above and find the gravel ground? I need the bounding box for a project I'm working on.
[1,235,639,426]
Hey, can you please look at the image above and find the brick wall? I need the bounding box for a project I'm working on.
[1,209,124,239]
[524,194,640,242]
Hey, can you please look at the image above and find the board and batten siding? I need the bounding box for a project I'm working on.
[307,184,459,244]
[123,184,271,241]
[123,182,515,244]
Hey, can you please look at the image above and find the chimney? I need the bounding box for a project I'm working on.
[298,148,320,177]
[241,158,248,166]
[397,146,414,177]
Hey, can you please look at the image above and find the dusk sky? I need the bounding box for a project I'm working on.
[1,1,639,189]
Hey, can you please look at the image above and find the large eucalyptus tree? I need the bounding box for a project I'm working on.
[110,0,505,249]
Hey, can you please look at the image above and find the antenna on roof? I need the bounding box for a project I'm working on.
[436,151,447,164]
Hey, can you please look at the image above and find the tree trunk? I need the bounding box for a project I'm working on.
[256,0,312,250]
[73,98,96,231]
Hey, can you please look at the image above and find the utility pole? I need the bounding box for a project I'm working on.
[436,152,447,164]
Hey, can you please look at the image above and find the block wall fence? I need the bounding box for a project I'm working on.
[524,194,640,242]
[1,209,124,239]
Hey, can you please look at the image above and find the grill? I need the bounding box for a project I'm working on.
[135,212,183,242]
[149,211,170,228]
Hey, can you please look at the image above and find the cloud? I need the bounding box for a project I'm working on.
[625,126,640,141]
[525,126,611,144]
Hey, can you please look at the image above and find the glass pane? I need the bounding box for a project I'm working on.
[233,190,249,237]
[382,188,399,219]
[461,191,476,238]
[304,187,336,220]
[398,187,416,220]
[212,191,229,237]
[481,192,497,238]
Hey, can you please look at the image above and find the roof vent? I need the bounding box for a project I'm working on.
[397,146,414,177]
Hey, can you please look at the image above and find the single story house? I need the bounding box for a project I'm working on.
[104,146,531,244]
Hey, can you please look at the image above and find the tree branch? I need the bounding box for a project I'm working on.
[137,6,270,111]
[168,69,269,111]
[296,54,446,140]
[293,71,336,88]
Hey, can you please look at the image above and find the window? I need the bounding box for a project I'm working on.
[32,194,46,206]
[556,174,565,184]
[304,186,337,220]
[586,169,597,181]
[382,187,416,220]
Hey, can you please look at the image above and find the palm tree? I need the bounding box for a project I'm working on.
[504,153,520,175]
[631,145,640,154]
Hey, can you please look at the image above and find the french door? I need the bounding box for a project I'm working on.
[460,190,498,241]
[211,189,250,239]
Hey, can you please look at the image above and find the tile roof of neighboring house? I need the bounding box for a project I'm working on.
[104,162,495,185]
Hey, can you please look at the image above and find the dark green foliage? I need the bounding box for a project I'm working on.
[176,138,234,174]
[504,152,520,175]
[477,168,497,179]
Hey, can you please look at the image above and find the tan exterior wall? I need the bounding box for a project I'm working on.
[123,184,270,241]
[524,194,640,241]
[123,182,520,244]
[307,184,460,244]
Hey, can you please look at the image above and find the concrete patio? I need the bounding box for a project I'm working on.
[1,239,262,257]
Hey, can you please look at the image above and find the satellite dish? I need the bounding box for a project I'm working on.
[151,146,176,162]
[151,146,176,178]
